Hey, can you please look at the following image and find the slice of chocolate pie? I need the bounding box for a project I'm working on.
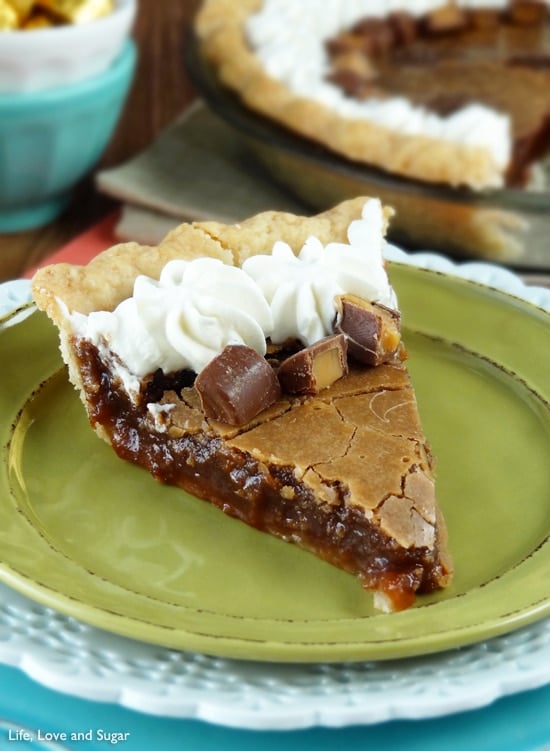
[31,197,453,612]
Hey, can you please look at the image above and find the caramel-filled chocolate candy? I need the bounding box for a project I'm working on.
[195,345,281,426]
[0,0,19,29]
[278,334,348,395]
[36,0,113,24]
[335,294,401,366]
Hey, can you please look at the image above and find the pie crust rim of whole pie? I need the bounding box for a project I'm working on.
[193,0,550,191]
[193,0,498,190]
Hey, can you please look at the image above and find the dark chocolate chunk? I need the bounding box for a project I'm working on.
[195,345,281,426]
[335,295,401,366]
[141,367,196,404]
[278,334,348,395]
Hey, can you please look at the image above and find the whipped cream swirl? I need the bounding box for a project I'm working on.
[243,199,397,346]
[70,199,397,384]
[71,257,273,378]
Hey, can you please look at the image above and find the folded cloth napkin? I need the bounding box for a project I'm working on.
[96,100,306,245]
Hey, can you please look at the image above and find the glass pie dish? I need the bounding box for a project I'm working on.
[185,32,550,270]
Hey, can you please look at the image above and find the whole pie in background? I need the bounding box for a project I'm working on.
[194,0,550,190]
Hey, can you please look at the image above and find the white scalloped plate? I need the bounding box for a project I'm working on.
[0,253,549,730]
[0,582,548,731]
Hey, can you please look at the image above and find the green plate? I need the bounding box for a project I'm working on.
[1,264,549,662]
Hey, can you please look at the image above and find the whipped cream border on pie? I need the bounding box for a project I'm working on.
[32,197,453,613]
[195,0,550,189]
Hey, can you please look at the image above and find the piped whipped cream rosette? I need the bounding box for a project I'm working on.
[71,257,273,378]
[69,199,402,424]
[242,198,397,347]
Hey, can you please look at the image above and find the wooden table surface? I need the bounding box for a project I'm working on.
[0,0,202,283]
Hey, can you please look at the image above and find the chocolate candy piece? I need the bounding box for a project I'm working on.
[278,334,348,395]
[195,345,281,426]
[36,0,113,24]
[335,294,401,366]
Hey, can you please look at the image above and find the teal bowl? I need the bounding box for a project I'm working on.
[0,39,136,233]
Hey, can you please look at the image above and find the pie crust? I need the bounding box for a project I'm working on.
[32,198,453,612]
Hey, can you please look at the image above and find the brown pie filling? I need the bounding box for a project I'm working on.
[327,1,550,186]
[75,336,451,611]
